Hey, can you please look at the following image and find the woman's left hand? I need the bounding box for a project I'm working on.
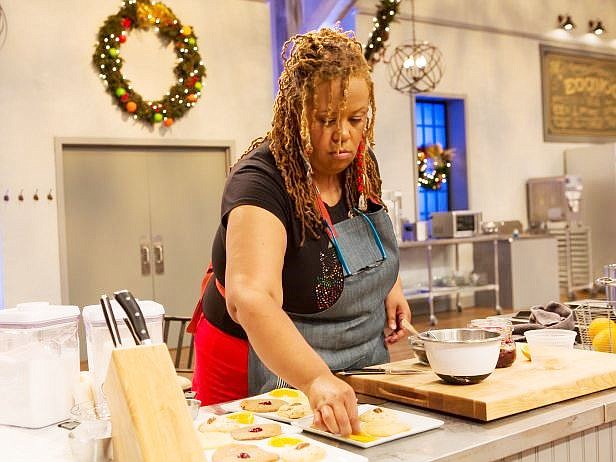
[384,277,412,345]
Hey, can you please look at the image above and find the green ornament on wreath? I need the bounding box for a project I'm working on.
[417,143,454,190]
[92,0,206,126]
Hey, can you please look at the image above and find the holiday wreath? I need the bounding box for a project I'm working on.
[417,143,454,190]
[92,0,206,126]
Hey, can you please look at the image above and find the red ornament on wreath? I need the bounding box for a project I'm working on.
[186,76,198,88]
[120,93,129,103]
[119,33,127,44]
[121,17,132,29]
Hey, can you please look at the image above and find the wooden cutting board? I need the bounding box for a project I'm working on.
[340,346,616,421]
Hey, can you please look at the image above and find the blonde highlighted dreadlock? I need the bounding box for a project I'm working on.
[243,28,382,245]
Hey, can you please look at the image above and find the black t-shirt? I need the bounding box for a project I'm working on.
[203,141,370,339]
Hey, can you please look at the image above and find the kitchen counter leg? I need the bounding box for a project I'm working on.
[455,243,462,312]
[427,245,437,325]
[493,238,502,314]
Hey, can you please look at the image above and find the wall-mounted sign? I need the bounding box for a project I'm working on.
[541,45,616,142]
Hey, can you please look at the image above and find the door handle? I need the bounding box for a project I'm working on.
[153,237,164,274]
[140,242,151,276]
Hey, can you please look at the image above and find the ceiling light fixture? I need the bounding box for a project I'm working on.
[387,0,443,94]
[589,20,605,36]
[557,14,575,31]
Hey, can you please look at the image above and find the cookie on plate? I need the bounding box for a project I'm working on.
[276,402,311,419]
[358,406,397,423]
[195,430,233,450]
[240,398,287,413]
[361,420,410,437]
[231,423,282,441]
[198,416,242,433]
[281,442,326,462]
[212,444,279,462]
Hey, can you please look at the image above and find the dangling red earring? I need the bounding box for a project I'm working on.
[356,138,367,211]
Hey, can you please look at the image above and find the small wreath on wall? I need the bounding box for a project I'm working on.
[92,0,206,127]
[417,144,454,190]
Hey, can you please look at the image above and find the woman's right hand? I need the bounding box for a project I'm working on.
[305,372,360,437]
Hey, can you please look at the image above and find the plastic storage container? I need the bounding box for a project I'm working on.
[0,302,80,428]
[82,300,164,404]
[524,328,577,370]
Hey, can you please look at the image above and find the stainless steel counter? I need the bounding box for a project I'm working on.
[7,382,613,461]
[300,388,616,461]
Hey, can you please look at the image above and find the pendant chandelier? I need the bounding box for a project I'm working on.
[386,0,443,94]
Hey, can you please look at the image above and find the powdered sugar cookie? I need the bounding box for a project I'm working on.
[195,430,233,450]
[212,444,279,462]
[240,398,288,413]
[358,406,397,423]
[361,420,410,437]
[281,442,326,462]
[231,423,282,441]
[198,415,242,433]
[276,402,311,419]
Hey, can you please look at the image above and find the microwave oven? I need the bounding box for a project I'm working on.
[431,211,482,238]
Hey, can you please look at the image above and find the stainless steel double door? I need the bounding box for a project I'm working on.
[62,144,228,321]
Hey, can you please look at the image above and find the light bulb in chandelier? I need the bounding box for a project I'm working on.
[415,54,427,69]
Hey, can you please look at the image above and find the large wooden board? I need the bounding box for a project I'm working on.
[341,346,616,421]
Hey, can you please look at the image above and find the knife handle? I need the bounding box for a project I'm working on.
[113,290,151,345]
[100,295,120,348]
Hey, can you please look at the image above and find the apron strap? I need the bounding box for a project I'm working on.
[187,263,226,334]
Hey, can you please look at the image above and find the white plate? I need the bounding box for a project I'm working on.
[195,411,366,462]
[222,388,314,424]
[293,404,444,449]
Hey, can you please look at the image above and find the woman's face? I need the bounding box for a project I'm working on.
[308,76,370,180]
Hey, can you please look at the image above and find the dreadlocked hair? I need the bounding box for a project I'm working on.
[243,28,382,245]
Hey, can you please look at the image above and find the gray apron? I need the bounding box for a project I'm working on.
[248,206,399,394]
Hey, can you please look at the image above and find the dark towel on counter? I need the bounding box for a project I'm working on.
[512,301,575,336]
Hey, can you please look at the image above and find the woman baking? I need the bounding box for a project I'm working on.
[190,27,412,437]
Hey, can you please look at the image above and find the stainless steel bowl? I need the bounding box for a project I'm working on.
[418,328,501,384]
[419,328,502,343]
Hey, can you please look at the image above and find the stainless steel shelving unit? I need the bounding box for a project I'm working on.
[399,235,501,325]
[548,225,593,298]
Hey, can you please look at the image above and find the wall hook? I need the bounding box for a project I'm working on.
[3,190,8,202]
[18,189,24,201]
[47,189,54,201]
[33,189,39,201]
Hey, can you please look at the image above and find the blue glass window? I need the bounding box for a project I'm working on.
[416,100,449,221]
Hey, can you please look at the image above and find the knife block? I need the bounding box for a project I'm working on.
[103,343,202,462]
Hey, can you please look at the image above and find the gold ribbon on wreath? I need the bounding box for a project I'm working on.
[136,1,174,28]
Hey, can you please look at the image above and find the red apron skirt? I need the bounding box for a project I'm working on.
[188,265,248,404]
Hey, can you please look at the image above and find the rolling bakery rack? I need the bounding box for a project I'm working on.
[399,235,501,325]
[548,225,594,299]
